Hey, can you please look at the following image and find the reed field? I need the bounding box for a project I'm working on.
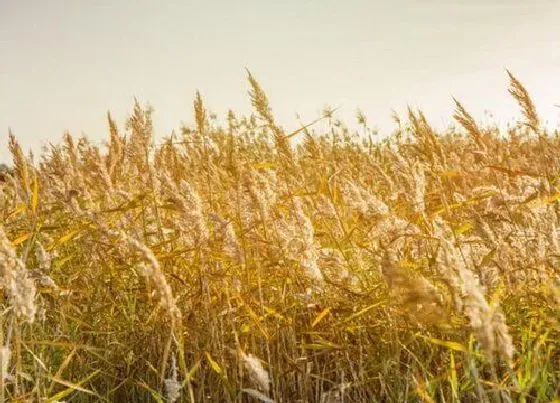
[0,71,559,402]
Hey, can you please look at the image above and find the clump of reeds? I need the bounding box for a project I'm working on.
[0,70,558,402]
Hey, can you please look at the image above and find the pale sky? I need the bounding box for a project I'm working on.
[1,0,559,163]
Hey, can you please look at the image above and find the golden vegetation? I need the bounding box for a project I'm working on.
[0,72,559,402]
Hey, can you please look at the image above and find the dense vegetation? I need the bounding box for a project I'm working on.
[0,72,559,402]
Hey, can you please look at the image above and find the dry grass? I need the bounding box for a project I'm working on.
[0,71,559,402]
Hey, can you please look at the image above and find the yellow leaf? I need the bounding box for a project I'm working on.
[186,359,201,381]
[31,173,39,214]
[46,370,100,402]
[299,341,342,350]
[439,171,460,178]
[416,380,435,403]
[6,203,27,220]
[418,334,467,352]
[430,190,497,217]
[488,281,506,307]
[545,192,560,203]
[10,233,30,247]
[48,229,82,251]
[453,222,472,235]
[449,351,458,401]
[238,297,270,340]
[47,348,78,395]
[135,381,165,403]
[311,307,331,328]
[205,352,222,374]
[251,161,277,170]
[342,301,385,323]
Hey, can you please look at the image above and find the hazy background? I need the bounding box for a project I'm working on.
[1,0,559,163]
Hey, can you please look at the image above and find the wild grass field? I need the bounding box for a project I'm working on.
[0,71,559,402]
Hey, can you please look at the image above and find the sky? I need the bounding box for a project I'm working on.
[1,0,559,163]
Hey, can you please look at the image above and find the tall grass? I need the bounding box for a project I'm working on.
[0,71,559,402]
